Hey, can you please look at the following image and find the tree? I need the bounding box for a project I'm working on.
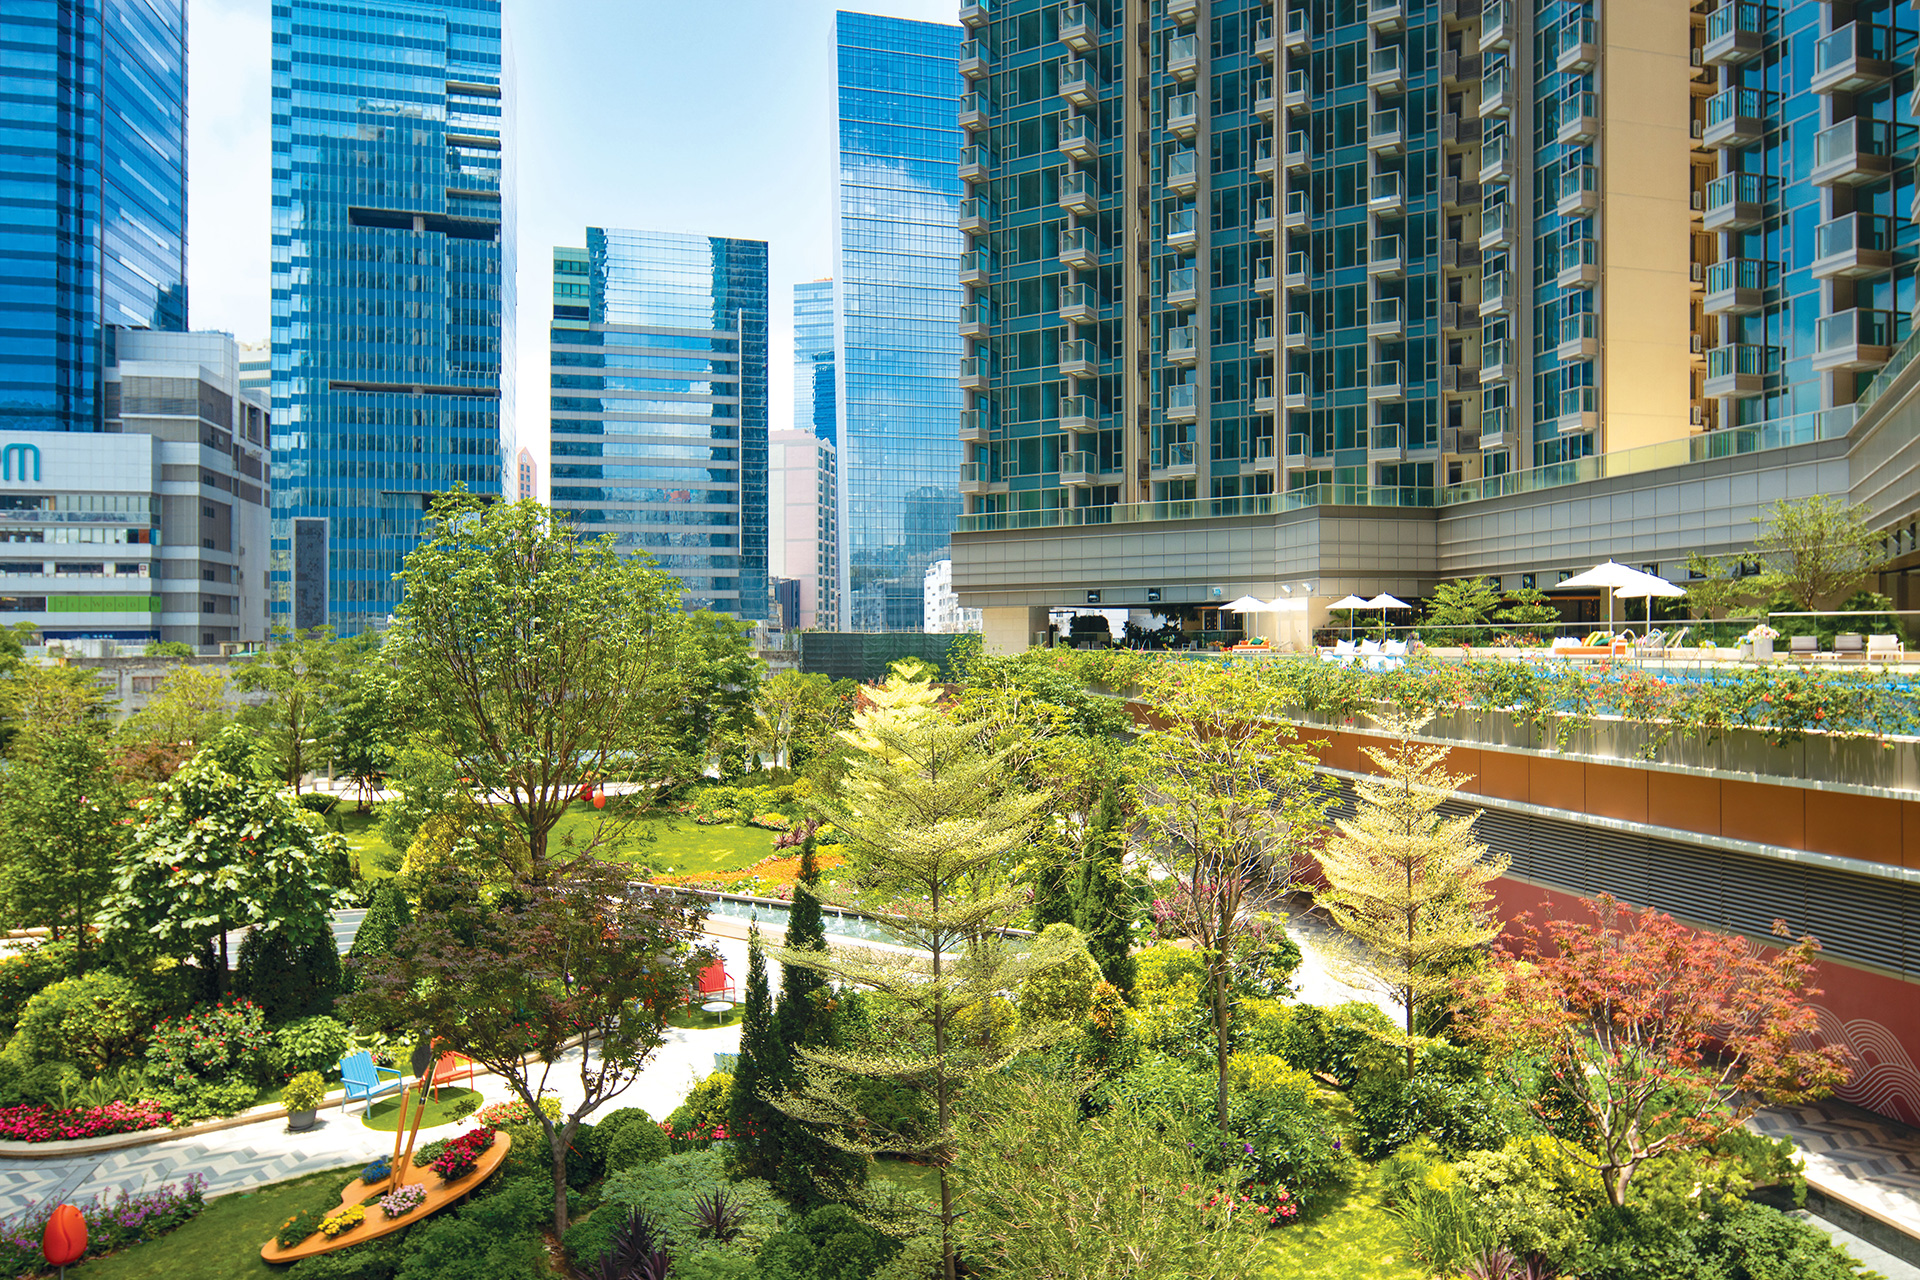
[388,491,684,870]
[749,669,840,772]
[1752,494,1887,610]
[235,628,348,791]
[1468,895,1851,1207]
[342,859,709,1236]
[330,647,399,811]
[1072,774,1136,997]
[99,727,345,994]
[1315,711,1508,1077]
[0,665,114,753]
[1494,587,1561,635]
[729,926,785,1179]
[0,726,128,955]
[769,663,1062,1280]
[120,665,232,755]
[1133,663,1329,1128]
[1423,577,1505,639]
[668,611,764,780]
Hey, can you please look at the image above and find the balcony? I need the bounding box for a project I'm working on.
[1368,108,1404,156]
[1367,234,1404,278]
[1168,147,1199,194]
[1558,311,1599,361]
[1813,23,1896,95]
[1255,15,1279,60]
[1368,361,1405,402]
[1556,17,1598,74]
[1368,171,1404,215]
[1814,308,1900,374]
[1703,87,1771,150]
[1441,176,1483,207]
[1557,91,1599,146]
[1285,310,1310,349]
[959,39,987,78]
[1059,339,1098,380]
[1703,2,1765,67]
[1557,164,1599,217]
[1704,343,1778,398]
[1060,282,1100,323]
[959,1,988,27]
[1557,236,1598,289]
[1702,171,1771,231]
[1163,92,1198,140]
[1368,45,1405,93]
[1441,300,1481,329]
[1285,67,1309,112]
[1061,58,1097,107]
[1478,132,1512,185]
[1479,202,1512,252]
[1059,227,1098,271]
[958,411,988,445]
[1169,33,1199,81]
[1479,0,1512,52]
[1479,63,1510,117]
[1062,114,1097,160]
[1479,406,1511,448]
[1284,189,1310,229]
[1481,268,1510,314]
[958,463,995,496]
[1155,440,1198,478]
[1368,297,1403,336]
[960,93,988,131]
[1811,118,1895,188]
[1812,212,1895,280]
[1166,267,1197,309]
[1167,325,1199,365]
[959,196,989,236]
[1284,251,1309,290]
[1281,131,1308,171]
[1253,376,1278,413]
[1285,371,1309,409]
[1167,383,1198,421]
[1441,113,1482,148]
[960,302,989,340]
[1369,0,1404,32]
[1252,79,1276,120]
[1167,206,1197,252]
[1253,196,1276,235]
[1254,256,1281,293]
[1252,315,1277,354]
[1060,2,1097,53]
[1060,170,1098,216]
[1257,136,1282,178]
[1442,49,1482,85]
[1482,338,1512,382]
[960,249,990,287]
[1285,10,1309,53]
[1440,364,1480,392]
[960,145,990,183]
[1558,385,1598,433]
[959,356,989,392]
[1059,394,1098,432]
[1059,450,1095,486]
[1702,258,1771,314]
[1168,0,1198,25]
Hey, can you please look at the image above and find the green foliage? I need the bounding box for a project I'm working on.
[1226,1054,1355,1211]
[1261,1001,1400,1090]
[282,1070,327,1112]
[345,882,411,1001]
[1072,774,1137,996]
[676,1070,735,1133]
[0,938,80,1036]
[599,1148,782,1256]
[729,928,784,1179]
[268,1015,356,1079]
[144,641,195,658]
[235,628,356,791]
[234,924,345,1023]
[146,999,271,1100]
[1581,1198,1881,1280]
[1424,577,1505,639]
[0,726,127,948]
[4,970,151,1071]
[1445,1136,1596,1268]
[1751,494,1887,610]
[1391,1182,1498,1274]
[750,1203,899,1280]
[582,1107,671,1174]
[1015,923,1102,1026]
[1347,1048,1524,1159]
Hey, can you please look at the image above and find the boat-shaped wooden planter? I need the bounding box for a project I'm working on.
[260,1084,512,1264]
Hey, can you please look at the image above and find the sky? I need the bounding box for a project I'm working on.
[185,0,965,492]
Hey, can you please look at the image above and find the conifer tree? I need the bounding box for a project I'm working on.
[729,926,784,1178]
[770,662,1072,1280]
[1072,775,1136,997]
[1028,847,1075,930]
[1316,710,1510,1078]
[775,835,829,1045]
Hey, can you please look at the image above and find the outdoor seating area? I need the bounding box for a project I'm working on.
[340,1051,404,1116]
[1321,638,1412,670]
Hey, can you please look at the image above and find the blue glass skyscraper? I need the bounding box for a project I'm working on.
[0,0,188,433]
[832,11,964,632]
[548,229,769,620]
[794,278,837,442]
[269,0,513,636]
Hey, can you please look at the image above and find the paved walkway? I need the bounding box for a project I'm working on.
[1750,1099,1920,1238]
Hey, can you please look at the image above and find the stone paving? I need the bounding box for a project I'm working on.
[1749,1098,1920,1237]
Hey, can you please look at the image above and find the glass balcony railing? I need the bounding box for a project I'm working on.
[1253,195,1274,225]
[1167,266,1196,296]
[1560,164,1598,203]
[1167,325,1197,357]
[960,145,992,171]
[1705,170,1771,211]
[1706,344,1780,379]
[1059,393,1096,421]
[1060,171,1095,205]
[1168,207,1195,238]
[1481,203,1509,242]
[1059,282,1097,312]
[1168,92,1197,128]
[1370,108,1402,140]
[1706,86,1770,128]
[1169,33,1197,65]
[1058,338,1097,368]
[1059,227,1096,259]
[1285,250,1308,278]
[1370,45,1402,80]
[1060,116,1096,151]
[1816,211,1895,260]
[1369,297,1402,328]
[1168,384,1197,412]
[1815,22,1899,79]
[1286,189,1309,220]
[1370,172,1402,204]
[1058,450,1093,478]
[1706,2,1763,45]
[1482,269,1509,308]
[1371,361,1402,389]
[1481,63,1510,103]
[963,249,991,276]
[1481,132,1509,172]
[1560,385,1598,417]
[1370,235,1402,264]
[1558,237,1598,275]
[1168,149,1198,182]
[1481,405,1510,437]
[1560,312,1598,345]
[1815,117,1895,168]
[1254,375,1276,402]
[1483,337,1510,370]
[1558,17,1597,60]
[1286,67,1308,99]
[959,356,989,380]
[1817,308,1900,353]
[1705,258,1772,293]
[1561,89,1598,126]
[1161,439,1196,466]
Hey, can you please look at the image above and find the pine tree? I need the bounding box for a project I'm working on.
[1072,776,1136,998]
[1028,846,1075,930]
[1316,710,1510,1078]
[775,836,829,1045]
[728,926,785,1178]
[344,882,412,995]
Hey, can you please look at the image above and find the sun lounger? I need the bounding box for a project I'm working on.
[1868,634,1904,663]
[1834,633,1865,660]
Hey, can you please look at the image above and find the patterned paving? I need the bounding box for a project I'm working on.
[1751,1098,1920,1237]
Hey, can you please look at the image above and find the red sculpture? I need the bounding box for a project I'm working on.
[42,1204,85,1269]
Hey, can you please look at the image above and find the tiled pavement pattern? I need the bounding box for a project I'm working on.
[1750,1099,1920,1236]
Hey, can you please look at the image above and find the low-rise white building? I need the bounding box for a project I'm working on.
[923,559,981,634]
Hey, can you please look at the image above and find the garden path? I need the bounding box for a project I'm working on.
[1750,1099,1920,1251]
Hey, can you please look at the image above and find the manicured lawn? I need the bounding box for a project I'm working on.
[361,1087,484,1132]
[665,1002,744,1030]
[335,805,775,881]
[1250,1174,1427,1280]
[82,1165,362,1280]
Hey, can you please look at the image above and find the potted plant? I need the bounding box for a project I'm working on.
[284,1071,326,1132]
[1743,623,1780,662]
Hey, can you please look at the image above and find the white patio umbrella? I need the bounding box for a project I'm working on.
[1547,561,1678,636]
[1368,593,1413,641]
[1221,594,1269,613]
[1328,593,1372,640]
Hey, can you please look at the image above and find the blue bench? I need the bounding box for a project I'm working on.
[339,1051,403,1115]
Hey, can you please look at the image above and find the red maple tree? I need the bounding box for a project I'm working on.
[1467,894,1851,1206]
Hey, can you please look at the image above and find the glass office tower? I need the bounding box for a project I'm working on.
[548,229,769,620]
[794,279,837,442]
[269,0,513,637]
[832,11,965,632]
[0,0,188,434]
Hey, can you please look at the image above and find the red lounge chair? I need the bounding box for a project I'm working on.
[429,1049,476,1100]
[695,959,736,1004]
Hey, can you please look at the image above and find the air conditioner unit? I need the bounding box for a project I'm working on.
[1689,334,1705,354]
[1690,118,1704,139]
[1689,404,1705,426]
[1690,190,1705,210]
[1690,48,1704,68]
[1689,262,1704,282]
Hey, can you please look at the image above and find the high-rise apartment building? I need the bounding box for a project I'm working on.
[0,0,189,434]
[269,0,513,636]
[831,12,966,631]
[794,279,838,442]
[516,446,538,501]
[547,229,769,620]
[769,428,839,629]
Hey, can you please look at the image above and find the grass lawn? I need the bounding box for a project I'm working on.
[1250,1173,1427,1280]
[665,1003,744,1030]
[336,805,776,881]
[361,1087,484,1132]
[81,1165,362,1280]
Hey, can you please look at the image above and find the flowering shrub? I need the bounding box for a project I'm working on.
[429,1126,496,1180]
[475,1095,561,1127]
[318,1204,364,1237]
[1203,1183,1299,1229]
[659,1119,731,1154]
[377,1183,425,1218]
[360,1155,391,1185]
[145,1000,271,1094]
[0,1101,172,1143]
[746,812,790,831]
[0,1174,206,1272]
[276,1207,327,1248]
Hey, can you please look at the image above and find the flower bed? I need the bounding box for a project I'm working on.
[0,1100,173,1143]
[428,1126,496,1180]
[0,1174,206,1273]
[378,1182,426,1219]
[475,1095,561,1127]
